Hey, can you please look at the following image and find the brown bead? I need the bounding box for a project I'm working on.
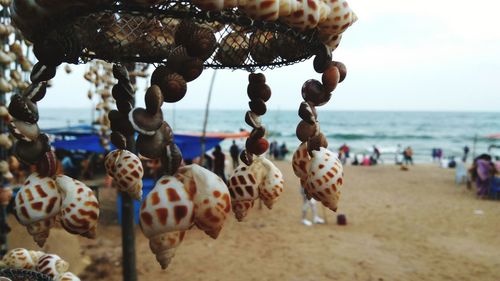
[8,120,40,142]
[322,65,340,93]
[239,149,253,166]
[112,64,130,82]
[313,46,332,74]
[248,99,267,115]
[246,138,269,156]
[8,94,39,123]
[145,85,164,115]
[244,111,261,129]
[109,110,135,136]
[112,82,134,102]
[296,120,318,142]
[116,99,133,114]
[248,73,266,84]
[110,131,127,150]
[161,143,183,176]
[33,38,65,66]
[36,150,57,178]
[247,83,271,102]
[30,63,57,84]
[307,133,328,155]
[298,101,317,125]
[137,122,173,160]
[159,72,187,103]
[331,61,347,83]
[129,107,163,135]
[178,57,204,82]
[249,126,266,140]
[15,134,50,165]
[301,79,331,106]
[23,82,48,103]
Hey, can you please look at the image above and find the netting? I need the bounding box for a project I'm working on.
[26,1,323,71]
[0,269,52,281]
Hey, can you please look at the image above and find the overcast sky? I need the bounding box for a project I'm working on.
[41,0,500,111]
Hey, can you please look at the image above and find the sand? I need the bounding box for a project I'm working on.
[6,162,500,281]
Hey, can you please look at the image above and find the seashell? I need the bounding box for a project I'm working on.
[307,132,328,155]
[306,147,344,212]
[249,126,266,140]
[160,143,183,175]
[200,21,224,32]
[275,34,303,60]
[313,45,332,74]
[228,164,259,221]
[10,69,22,82]
[238,0,299,21]
[318,0,357,36]
[147,231,186,270]
[124,0,166,6]
[64,64,72,74]
[112,81,134,102]
[31,63,57,84]
[178,57,204,82]
[14,134,51,165]
[36,150,58,178]
[36,254,69,278]
[19,56,34,72]
[301,79,331,106]
[256,157,284,209]
[8,119,40,142]
[158,72,187,103]
[248,99,267,115]
[244,110,261,128]
[215,32,249,66]
[247,82,271,102]
[23,82,48,103]
[185,27,216,61]
[298,101,317,125]
[239,149,253,166]
[0,134,12,150]
[14,173,62,247]
[9,42,23,57]
[0,50,14,64]
[0,105,8,117]
[33,38,66,66]
[0,77,13,92]
[192,0,237,11]
[105,149,143,200]
[137,122,173,160]
[0,248,45,270]
[320,33,342,53]
[54,272,81,281]
[322,64,340,92]
[145,85,163,115]
[282,0,330,30]
[292,142,310,180]
[8,94,39,124]
[56,175,100,238]
[110,131,127,150]
[249,31,277,64]
[108,110,135,136]
[248,73,266,84]
[0,186,13,206]
[175,21,198,47]
[129,107,163,136]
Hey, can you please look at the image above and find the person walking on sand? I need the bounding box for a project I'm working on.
[403,146,413,165]
[300,187,325,226]
[212,145,227,184]
[229,140,240,169]
[463,146,470,162]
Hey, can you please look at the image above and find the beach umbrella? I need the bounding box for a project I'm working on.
[485,133,500,139]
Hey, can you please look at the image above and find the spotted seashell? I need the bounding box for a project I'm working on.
[282,0,330,30]
[257,158,284,209]
[14,173,61,247]
[53,272,81,281]
[239,0,299,20]
[140,176,193,269]
[105,149,144,200]
[292,142,310,180]
[306,147,343,212]
[228,164,259,221]
[318,0,357,36]
[192,0,237,11]
[56,175,99,239]
[320,34,342,53]
[36,254,69,278]
[0,248,44,270]
[177,164,231,239]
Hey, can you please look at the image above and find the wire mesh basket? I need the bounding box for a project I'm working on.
[0,269,52,281]
[23,1,323,71]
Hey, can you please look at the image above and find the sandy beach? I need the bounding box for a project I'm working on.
[7,161,500,281]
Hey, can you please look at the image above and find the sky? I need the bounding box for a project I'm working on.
[42,0,500,112]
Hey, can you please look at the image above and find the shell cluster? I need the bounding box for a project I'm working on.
[228,73,284,220]
[291,47,346,212]
[0,248,81,280]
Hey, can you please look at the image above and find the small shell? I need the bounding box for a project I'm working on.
[318,0,357,36]
[282,0,330,30]
[14,173,61,247]
[54,272,81,281]
[215,32,249,66]
[228,164,259,221]
[249,31,277,64]
[56,175,100,238]
[148,231,186,270]
[292,142,310,180]
[0,248,44,270]
[306,147,344,212]
[104,150,144,200]
[129,107,163,135]
[239,0,299,21]
[192,0,238,11]
[36,254,70,278]
[255,158,284,209]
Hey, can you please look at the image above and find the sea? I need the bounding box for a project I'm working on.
[38,109,500,163]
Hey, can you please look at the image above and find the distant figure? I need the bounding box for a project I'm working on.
[279,142,289,160]
[270,140,278,160]
[436,148,443,162]
[403,146,413,165]
[463,146,470,162]
[373,145,381,163]
[229,140,240,168]
[212,145,227,184]
[61,153,77,178]
[338,144,350,165]
[362,155,371,166]
[351,154,360,166]
[300,187,324,226]
[470,154,495,198]
[432,148,438,162]
[395,144,403,165]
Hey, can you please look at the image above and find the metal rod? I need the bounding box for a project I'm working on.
[200,70,217,166]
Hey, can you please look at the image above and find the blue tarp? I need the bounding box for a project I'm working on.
[48,125,225,160]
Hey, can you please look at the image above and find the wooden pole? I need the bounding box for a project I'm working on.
[200,70,217,166]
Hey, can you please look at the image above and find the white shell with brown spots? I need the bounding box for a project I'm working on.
[148,231,186,270]
[14,173,61,226]
[318,0,357,36]
[192,0,238,10]
[0,248,44,270]
[320,33,342,52]
[258,157,284,209]
[105,149,144,200]
[282,0,331,30]
[140,176,194,239]
[177,164,232,239]
[56,175,100,239]
[228,164,259,221]
[239,0,299,21]
[306,147,343,212]
[53,272,81,281]
[292,142,310,180]
[36,254,69,278]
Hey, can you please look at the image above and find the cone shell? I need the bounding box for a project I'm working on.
[54,272,81,281]
[257,158,284,209]
[14,173,61,246]
[215,32,249,66]
[105,150,144,200]
[36,254,70,278]
[192,0,238,11]
[306,147,343,212]
[318,0,357,36]
[282,0,330,30]
[228,164,258,221]
[56,175,100,238]
[0,248,45,270]
[140,176,194,238]
[148,231,186,270]
[292,142,310,180]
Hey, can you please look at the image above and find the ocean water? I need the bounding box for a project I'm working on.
[38,109,500,163]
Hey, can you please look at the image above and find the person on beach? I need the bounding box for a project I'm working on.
[279,142,289,160]
[395,144,403,165]
[373,145,381,163]
[229,140,240,169]
[300,187,324,226]
[471,154,495,198]
[403,146,413,165]
[463,146,470,162]
[212,145,227,184]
